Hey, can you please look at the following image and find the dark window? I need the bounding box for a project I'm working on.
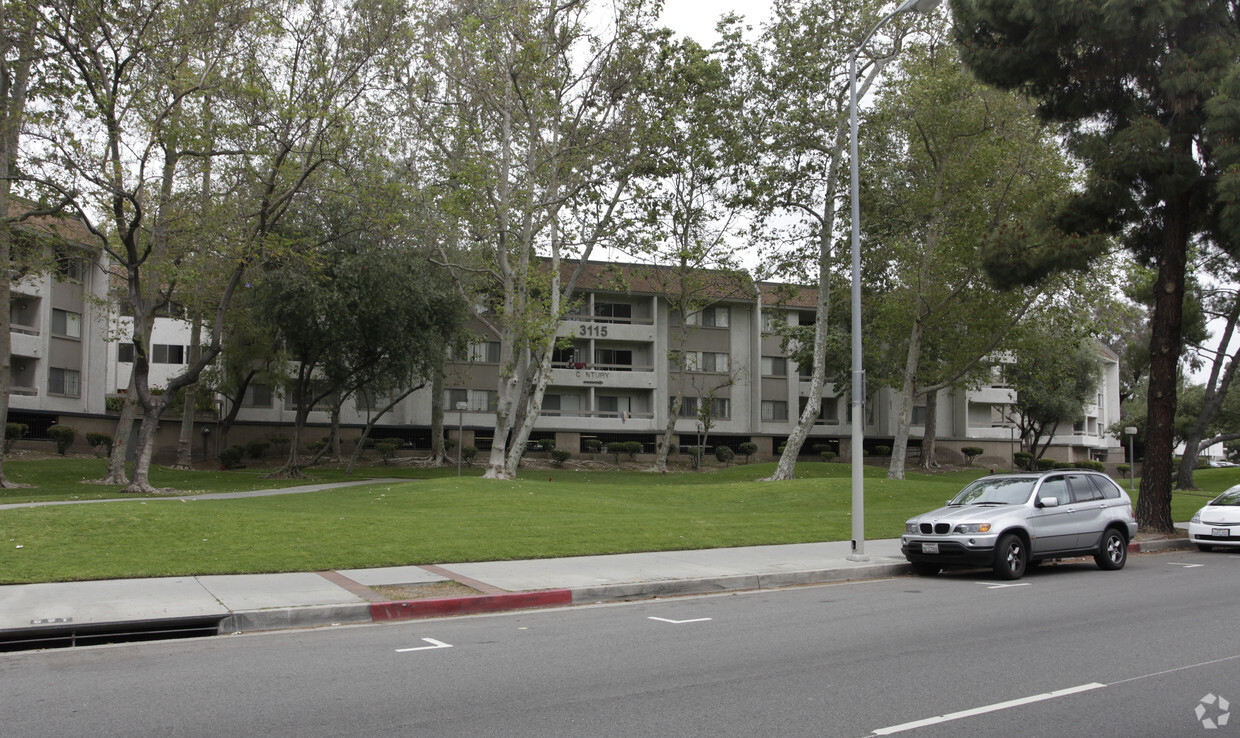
[242,383,273,408]
[593,302,632,323]
[48,367,81,398]
[1038,476,1070,505]
[1089,474,1121,500]
[118,343,135,363]
[152,344,185,364]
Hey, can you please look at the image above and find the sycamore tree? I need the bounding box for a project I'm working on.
[410,0,672,480]
[21,0,409,493]
[720,0,936,481]
[951,0,1240,532]
[858,39,1074,479]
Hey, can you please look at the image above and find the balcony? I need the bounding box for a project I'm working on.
[549,362,657,389]
[10,331,41,358]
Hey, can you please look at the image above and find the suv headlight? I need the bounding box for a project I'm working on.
[905,523,919,534]
[954,523,992,534]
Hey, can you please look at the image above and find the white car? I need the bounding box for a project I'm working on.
[1188,485,1240,551]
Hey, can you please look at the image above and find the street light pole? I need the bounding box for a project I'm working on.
[847,0,941,562]
[456,401,468,477]
[1125,426,1138,491]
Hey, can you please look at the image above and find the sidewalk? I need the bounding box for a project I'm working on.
[0,534,1193,649]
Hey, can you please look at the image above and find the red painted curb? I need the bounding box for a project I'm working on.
[370,590,573,621]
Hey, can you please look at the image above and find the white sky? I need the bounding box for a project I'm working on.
[658,0,772,46]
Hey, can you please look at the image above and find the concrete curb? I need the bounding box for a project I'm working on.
[371,590,573,621]
[1129,538,1194,554]
[570,562,912,604]
[218,603,373,634]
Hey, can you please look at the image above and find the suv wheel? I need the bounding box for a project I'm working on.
[1094,528,1128,570]
[993,533,1026,580]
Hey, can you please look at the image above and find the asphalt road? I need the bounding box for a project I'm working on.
[2,548,1237,737]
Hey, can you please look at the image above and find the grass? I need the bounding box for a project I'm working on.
[2,458,1235,584]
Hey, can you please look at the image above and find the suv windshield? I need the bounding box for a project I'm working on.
[950,478,1036,506]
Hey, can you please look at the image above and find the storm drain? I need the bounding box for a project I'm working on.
[0,616,225,652]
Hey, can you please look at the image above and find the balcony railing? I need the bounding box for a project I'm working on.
[10,325,39,336]
[10,386,38,396]
[538,409,654,420]
[551,361,654,373]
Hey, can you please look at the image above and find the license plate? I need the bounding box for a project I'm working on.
[922,542,940,554]
[1213,528,1231,538]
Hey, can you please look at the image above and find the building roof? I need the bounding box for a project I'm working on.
[564,259,819,309]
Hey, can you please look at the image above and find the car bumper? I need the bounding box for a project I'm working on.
[901,537,997,567]
[1188,521,1240,547]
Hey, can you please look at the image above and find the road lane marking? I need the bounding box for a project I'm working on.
[1168,563,1205,568]
[648,617,712,624]
[975,582,1032,590]
[870,682,1105,735]
[396,638,453,652]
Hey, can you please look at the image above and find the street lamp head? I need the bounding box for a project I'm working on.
[897,0,942,13]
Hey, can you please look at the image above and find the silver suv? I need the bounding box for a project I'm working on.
[901,470,1138,580]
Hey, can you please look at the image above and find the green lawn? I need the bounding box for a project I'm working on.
[1,459,1235,584]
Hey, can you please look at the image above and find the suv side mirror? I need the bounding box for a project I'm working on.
[1038,497,1060,509]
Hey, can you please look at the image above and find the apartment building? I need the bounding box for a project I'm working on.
[21,252,1121,466]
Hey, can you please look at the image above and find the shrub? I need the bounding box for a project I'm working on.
[686,446,703,466]
[375,440,399,463]
[812,443,831,455]
[1014,451,1034,470]
[219,445,245,470]
[961,447,984,465]
[538,438,556,452]
[874,445,892,457]
[1035,457,1058,470]
[624,440,643,459]
[1073,460,1106,472]
[820,450,837,462]
[268,435,290,450]
[462,445,478,465]
[245,440,270,459]
[86,432,114,457]
[47,425,76,455]
[584,439,602,455]
[1117,464,1131,475]
[776,443,787,455]
[307,437,329,453]
[715,446,735,466]
[551,448,572,467]
[5,422,27,453]
[105,396,126,414]
[738,442,758,463]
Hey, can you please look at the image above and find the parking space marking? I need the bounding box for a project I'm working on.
[975,582,1031,590]
[1168,563,1205,568]
[870,682,1105,735]
[396,638,453,653]
[648,616,712,624]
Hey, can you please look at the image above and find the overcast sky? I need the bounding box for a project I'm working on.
[657,0,772,46]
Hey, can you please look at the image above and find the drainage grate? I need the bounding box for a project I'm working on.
[0,616,225,653]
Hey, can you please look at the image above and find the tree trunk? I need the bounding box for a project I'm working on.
[888,317,924,480]
[921,389,939,469]
[1136,199,1189,533]
[1176,298,1240,490]
[122,399,168,494]
[430,367,447,465]
[172,317,203,469]
[103,374,140,484]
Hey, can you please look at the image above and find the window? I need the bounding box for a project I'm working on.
[593,302,632,323]
[48,367,81,398]
[118,343,135,363]
[762,311,785,333]
[1068,475,1102,503]
[552,345,584,368]
[447,388,496,412]
[152,344,186,364]
[676,396,699,418]
[762,400,788,421]
[761,356,787,376]
[700,306,729,328]
[701,352,729,373]
[1038,476,1070,506]
[710,397,730,418]
[912,405,927,426]
[55,255,85,282]
[51,309,81,339]
[595,348,633,370]
[355,390,385,411]
[243,383,273,408]
[468,341,501,363]
[798,361,814,381]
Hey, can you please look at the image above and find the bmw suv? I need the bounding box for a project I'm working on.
[901,470,1138,580]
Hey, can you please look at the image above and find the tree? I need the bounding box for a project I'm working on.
[258,218,467,479]
[858,39,1072,479]
[722,0,930,481]
[21,0,410,493]
[411,0,670,480]
[951,0,1240,532]
[1004,325,1104,465]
